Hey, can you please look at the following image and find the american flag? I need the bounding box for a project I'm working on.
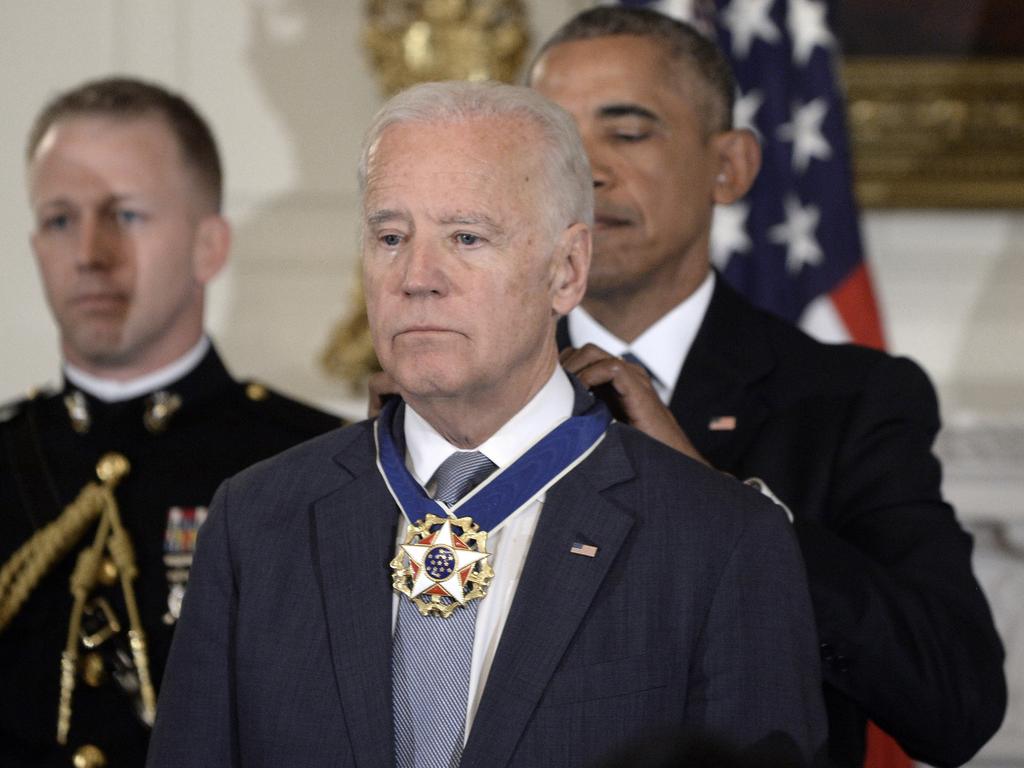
[570,542,599,558]
[610,0,886,350]
[703,4,902,764]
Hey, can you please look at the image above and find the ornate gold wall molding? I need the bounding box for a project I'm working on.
[363,0,530,96]
[844,58,1024,208]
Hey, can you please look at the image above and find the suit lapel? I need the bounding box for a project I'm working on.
[669,276,774,472]
[311,428,397,768]
[461,429,635,768]
[558,280,777,474]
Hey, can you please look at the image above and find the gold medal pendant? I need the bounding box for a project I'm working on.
[390,514,493,618]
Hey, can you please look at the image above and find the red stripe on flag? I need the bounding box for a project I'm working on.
[830,263,886,350]
[865,721,912,768]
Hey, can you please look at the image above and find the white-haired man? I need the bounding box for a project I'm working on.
[148,81,826,768]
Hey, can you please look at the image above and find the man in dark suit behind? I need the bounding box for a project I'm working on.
[528,8,1005,767]
[148,80,826,767]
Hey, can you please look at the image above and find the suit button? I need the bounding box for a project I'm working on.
[72,744,107,768]
[819,642,835,662]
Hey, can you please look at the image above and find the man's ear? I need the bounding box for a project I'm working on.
[711,128,762,205]
[192,214,231,285]
[550,222,591,316]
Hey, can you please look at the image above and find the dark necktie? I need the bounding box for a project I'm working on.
[621,351,658,386]
[392,450,496,768]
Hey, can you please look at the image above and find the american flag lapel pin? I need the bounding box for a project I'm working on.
[708,415,737,431]
[570,542,598,558]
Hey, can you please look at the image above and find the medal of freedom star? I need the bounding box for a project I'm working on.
[391,514,493,618]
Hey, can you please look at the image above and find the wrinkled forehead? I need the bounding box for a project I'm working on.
[32,114,185,170]
[371,115,547,170]
[362,117,548,214]
[29,114,204,209]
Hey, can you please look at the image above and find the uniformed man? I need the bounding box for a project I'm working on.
[0,77,341,768]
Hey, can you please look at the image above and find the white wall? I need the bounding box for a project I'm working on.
[867,211,1024,414]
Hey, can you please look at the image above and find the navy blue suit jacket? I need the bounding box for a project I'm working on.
[148,390,827,767]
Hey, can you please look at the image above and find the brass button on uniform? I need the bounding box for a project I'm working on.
[72,743,107,768]
[246,382,269,402]
[81,652,106,687]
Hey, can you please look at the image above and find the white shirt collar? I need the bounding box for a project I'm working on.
[403,365,575,488]
[63,336,211,403]
[567,272,715,404]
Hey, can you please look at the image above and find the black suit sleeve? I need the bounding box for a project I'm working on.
[791,355,1005,767]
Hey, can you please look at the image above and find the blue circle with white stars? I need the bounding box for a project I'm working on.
[424,546,457,580]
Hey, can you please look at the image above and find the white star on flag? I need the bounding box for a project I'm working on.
[721,0,780,59]
[776,97,832,172]
[733,87,764,138]
[787,0,835,66]
[401,519,489,604]
[711,202,752,269]
[619,0,886,348]
[769,195,823,274]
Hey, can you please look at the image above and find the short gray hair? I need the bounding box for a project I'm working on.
[28,76,224,212]
[357,80,593,232]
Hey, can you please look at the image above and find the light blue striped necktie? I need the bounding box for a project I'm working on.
[392,450,496,768]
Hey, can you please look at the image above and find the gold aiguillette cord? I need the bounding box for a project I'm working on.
[57,452,157,744]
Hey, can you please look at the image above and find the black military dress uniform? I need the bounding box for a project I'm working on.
[0,345,342,767]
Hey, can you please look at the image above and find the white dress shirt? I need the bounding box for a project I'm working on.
[64,335,211,403]
[397,365,576,733]
[569,273,793,522]
[567,272,715,404]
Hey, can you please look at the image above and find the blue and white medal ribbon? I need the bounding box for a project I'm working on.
[376,397,611,617]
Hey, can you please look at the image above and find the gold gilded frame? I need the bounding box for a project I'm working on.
[842,58,1024,208]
